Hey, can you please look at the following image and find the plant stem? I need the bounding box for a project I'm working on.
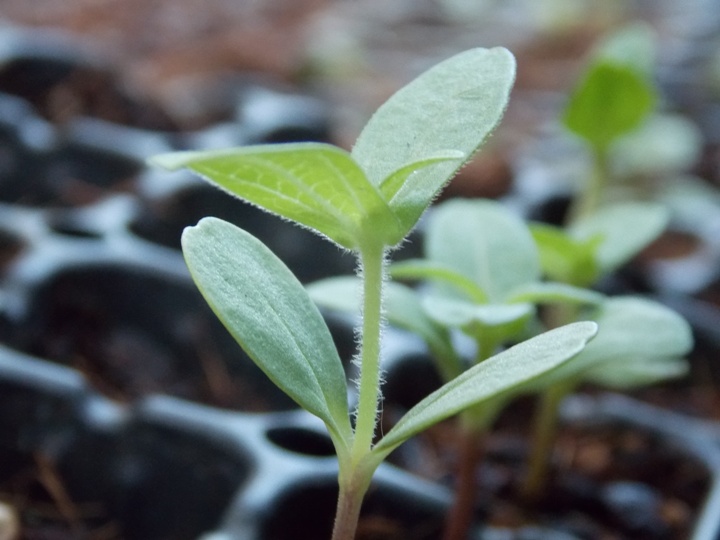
[441,340,498,540]
[521,383,571,501]
[331,472,372,540]
[442,426,485,540]
[351,238,387,461]
[331,239,385,540]
[566,147,609,226]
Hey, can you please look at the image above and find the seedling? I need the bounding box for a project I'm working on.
[312,198,691,536]
[562,23,657,223]
[150,48,598,539]
[311,198,604,539]
[520,23,695,497]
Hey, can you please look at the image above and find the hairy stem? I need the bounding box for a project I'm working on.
[331,239,385,540]
[331,472,372,540]
[351,238,387,461]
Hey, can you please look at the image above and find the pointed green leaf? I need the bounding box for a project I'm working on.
[352,48,515,237]
[379,151,465,205]
[563,60,656,152]
[182,217,352,447]
[307,277,462,380]
[611,114,702,177]
[306,276,362,318]
[507,282,604,306]
[150,143,399,250]
[390,259,488,303]
[570,202,668,273]
[427,199,539,302]
[422,295,532,335]
[537,296,692,388]
[586,355,688,388]
[530,223,601,286]
[372,322,598,457]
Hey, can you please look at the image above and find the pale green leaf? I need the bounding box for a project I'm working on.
[422,295,532,329]
[507,282,604,306]
[379,151,465,205]
[538,296,692,388]
[182,218,352,447]
[390,259,488,303]
[596,23,656,76]
[611,114,702,177]
[427,199,539,302]
[372,322,598,457]
[586,355,688,388]
[150,143,398,250]
[422,295,533,351]
[570,202,668,273]
[352,48,516,237]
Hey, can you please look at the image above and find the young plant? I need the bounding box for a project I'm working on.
[518,23,694,499]
[519,224,694,499]
[562,23,657,223]
[312,196,692,536]
[150,48,599,539]
[311,198,604,539]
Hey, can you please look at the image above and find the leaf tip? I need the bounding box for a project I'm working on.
[576,320,599,341]
[147,151,200,171]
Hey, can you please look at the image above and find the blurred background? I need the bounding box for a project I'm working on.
[0,0,716,191]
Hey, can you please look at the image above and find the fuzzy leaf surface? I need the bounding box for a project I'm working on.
[586,356,688,388]
[570,202,668,273]
[151,143,398,250]
[426,199,539,302]
[390,259,488,303]
[422,295,532,334]
[538,296,692,388]
[372,322,598,457]
[352,48,515,239]
[182,218,352,446]
[507,282,604,306]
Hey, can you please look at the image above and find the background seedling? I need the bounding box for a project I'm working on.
[562,23,657,223]
[312,195,692,537]
[520,23,696,500]
[312,198,603,539]
[151,48,599,539]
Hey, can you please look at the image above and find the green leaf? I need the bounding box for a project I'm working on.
[530,223,601,286]
[563,60,656,152]
[182,218,353,448]
[570,202,668,273]
[150,142,398,250]
[352,48,516,238]
[372,321,598,457]
[390,259,488,303]
[611,113,702,177]
[586,356,688,389]
[306,277,463,381]
[507,282,604,306]
[379,151,465,204]
[541,296,692,388]
[596,23,656,76]
[426,199,539,302]
[422,295,533,336]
